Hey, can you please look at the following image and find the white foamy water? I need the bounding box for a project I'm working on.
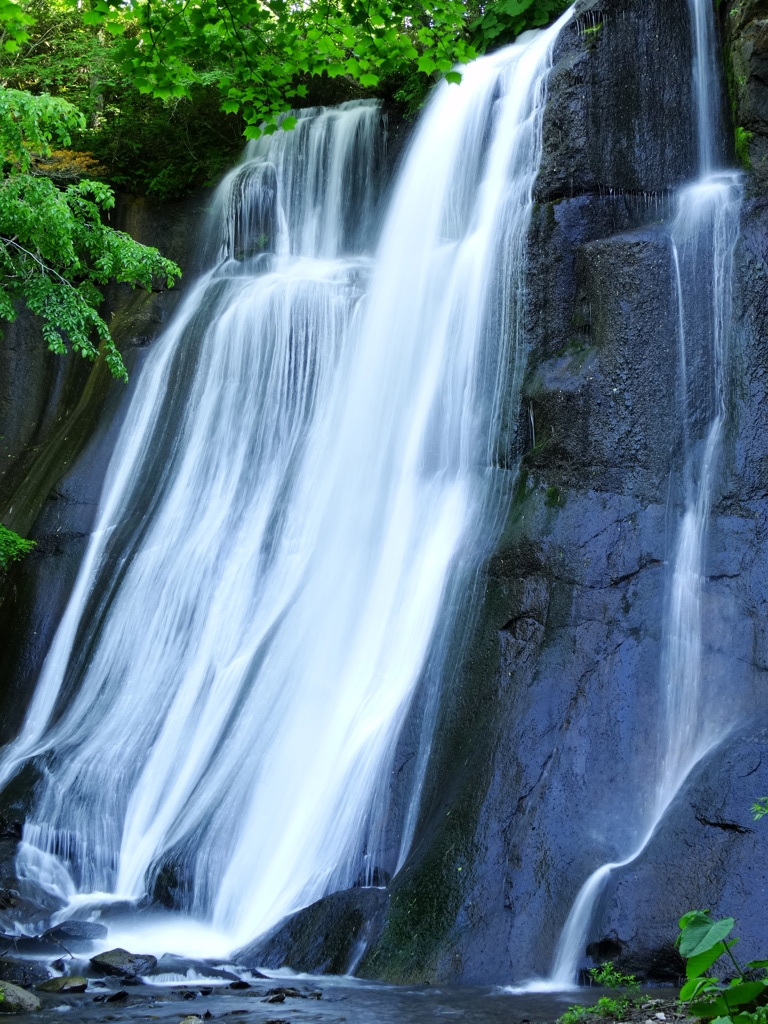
[0,18,571,957]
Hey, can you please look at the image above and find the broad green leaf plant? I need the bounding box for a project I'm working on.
[677,911,768,1024]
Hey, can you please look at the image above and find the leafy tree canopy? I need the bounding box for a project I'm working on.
[2,0,570,137]
[0,0,568,378]
[0,84,180,378]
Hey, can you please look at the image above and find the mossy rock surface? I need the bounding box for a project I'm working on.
[0,981,41,1013]
[37,976,88,993]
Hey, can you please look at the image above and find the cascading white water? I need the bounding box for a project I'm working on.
[0,20,572,958]
[538,0,743,990]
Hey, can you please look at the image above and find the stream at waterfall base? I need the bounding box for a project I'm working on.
[0,968,684,1024]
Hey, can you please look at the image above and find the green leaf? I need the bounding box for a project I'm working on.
[687,941,738,980]
[689,984,767,1019]
[359,72,379,87]
[280,115,297,131]
[501,0,535,14]
[681,977,720,1002]
[723,982,768,1006]
[746,962,768,970]
[445,70,462,84]
[680,915,735,958]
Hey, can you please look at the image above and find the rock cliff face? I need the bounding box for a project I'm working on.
[347,0,768,987]
[2,0,768,990]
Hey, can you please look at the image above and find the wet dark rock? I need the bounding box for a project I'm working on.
[93,988,129,1003]
[536,0,700,200]
[364,53,768,989]
[266,986,306,999]
[263,992,285,1003]
[0,957,48,989]
[37,975,88,993]
[726,0,768,181]
[228,980,250,989]
[236,886,389,976]
[42,920,108,953]
[0,980,41,1013]
[145,954,240,984]
[90,947,157,978]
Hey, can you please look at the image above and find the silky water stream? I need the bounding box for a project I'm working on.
[0,14,574,972]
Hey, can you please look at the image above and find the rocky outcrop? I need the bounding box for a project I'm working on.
[356,0,768,987]
[236,887,389,976]
[536,0,699,200]
[90,947,158,978]
[726,0,768,181]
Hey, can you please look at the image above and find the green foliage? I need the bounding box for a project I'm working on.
[83,85,245,199]
[39,0,572,135]
[558,963,640,1024]
[559,997,631,1024]
[0,0,571,375]
[545,484,563,508]
[0,0,244,197]
[560,1004,594,1024]
[470,0,570,50]
[735,125,753,170]
[590,963,640,992]
[0,86,82,169]
[752,798,768,821]
[0,523,35,569]
[0,85,181,378]
[677,911,768,1024]
[70,0,480,137]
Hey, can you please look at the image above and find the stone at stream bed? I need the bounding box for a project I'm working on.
[0,980,42,1013]
[0,957,48,989]
[90,947,157,978]
[144,953,241,984]
[45,920,107,942]
[93,990,128,1003]
[37,975,88,993]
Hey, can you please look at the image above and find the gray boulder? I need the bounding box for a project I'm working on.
[0,981,41,1013]
[90,947,157,978]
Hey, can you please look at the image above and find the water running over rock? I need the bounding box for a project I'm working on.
[0,18,572,959]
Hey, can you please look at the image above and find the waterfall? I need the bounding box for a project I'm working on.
[538,0,743,990]
[0,18,571,958]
